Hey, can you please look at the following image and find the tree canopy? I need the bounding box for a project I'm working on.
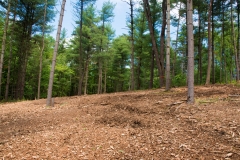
[0,0,239,102]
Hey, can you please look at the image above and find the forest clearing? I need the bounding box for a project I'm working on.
[1,85,240,159]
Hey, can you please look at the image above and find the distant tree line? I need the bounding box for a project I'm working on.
[0,0,238,102]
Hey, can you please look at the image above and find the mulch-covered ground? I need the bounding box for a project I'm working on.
[1,85,240,159]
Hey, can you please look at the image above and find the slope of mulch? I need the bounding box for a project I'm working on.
[0,85,240,159]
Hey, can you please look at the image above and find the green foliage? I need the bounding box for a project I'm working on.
[24,35,54,99]
[172,74,187,87]
[1,0,240,101]
[108,35,131,92]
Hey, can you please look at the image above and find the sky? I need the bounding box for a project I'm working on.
[50,0,130,38]
[50,0,180,40]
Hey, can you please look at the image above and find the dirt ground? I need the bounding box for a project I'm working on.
[1,85,240,159]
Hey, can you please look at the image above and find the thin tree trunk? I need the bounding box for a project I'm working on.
[104,66,107,93]
[198,10,204,85]
[220,29,223,83]
[136,37,142,90]
[231,55,233,82]
[221,0,225,83]
[149,49,154,88]
[137,57,142,89]
[98,9,106,94]
[173,2,181,78]
[231,0,239,80]
[149,13,154,89]
[166,0,170,91]
[5,36,12,100]
[130,0,135,90]
[187,0,194,103]
[37,0,47,99]
[78,0,84,95]
[212,3,215,84]
[84,58,89,95]
[143,0,163,87]
[205,0,213,85]
[238,0,240,77]
[5,0,17,100]
[0,0,10,98]
[159,0,167,87]
[46,0,66,106]
[98,59,103,94]
[225,55,227,83]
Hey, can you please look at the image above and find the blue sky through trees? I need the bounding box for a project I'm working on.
[51,0,129,38]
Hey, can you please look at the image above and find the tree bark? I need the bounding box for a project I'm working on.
[37,0,47,99]
[173,2,181,78]
[238,0,240,77]
[165,0,170,91]
[84,57,89,95]
[187,0,194,103]
[130,0,135,90]
[78,0,84,95]
[221,0,225,83]
[231,0,239,80]
[46,0,66,106]
[159,0,167,87]
[103,70,106,93]
[197,7,204,85]
[0,0,11,98]
[149,49,154,89]
[212,3,215,84]
[98,59,103,94]
[143,0,163,88]
[205,0,213,85]
[5,0,16,100]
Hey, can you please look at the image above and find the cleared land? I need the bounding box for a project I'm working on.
[1,85,240,159]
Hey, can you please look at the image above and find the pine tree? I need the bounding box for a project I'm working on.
[165,0,171,91]
[46,0,66,106]
[187,0,194,103]
[0,0,10,99]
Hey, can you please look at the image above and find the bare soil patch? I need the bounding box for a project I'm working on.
[1,85,240,159]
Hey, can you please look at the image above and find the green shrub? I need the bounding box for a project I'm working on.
[172,74,187,87]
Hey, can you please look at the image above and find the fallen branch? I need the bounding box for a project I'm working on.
[229,94,240,97]
[199,101,214,104]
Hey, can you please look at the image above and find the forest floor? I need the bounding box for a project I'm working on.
[1,85,240,159]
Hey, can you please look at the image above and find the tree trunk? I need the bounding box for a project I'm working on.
[84,57,89,95]
[104,70,106,93]
[159,0,167,87]
[5,0,16,100]
[98,8,106,94]
[231,0,240,80]
[197,8,204,85]
[238,0,240,77]
[212,3,215,84]
[16,34,31,99]
[98,59,103,94]
[137,57,142,89]
[0,0,11,98]
[165,0,170,91]
[220,27,223,83]
[221,0,225,83]
[78,0,84,95]
[205,0,213,85]
[143,0,163,88]
[46,0,66,106]
[37,0,47,99]
[173,2,181,78]
[5,36,12,100]
[187,0,194,103]
[149,49,154,89]
[130,0,135,90]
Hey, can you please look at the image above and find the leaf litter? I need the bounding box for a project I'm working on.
[0,85,240,159]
